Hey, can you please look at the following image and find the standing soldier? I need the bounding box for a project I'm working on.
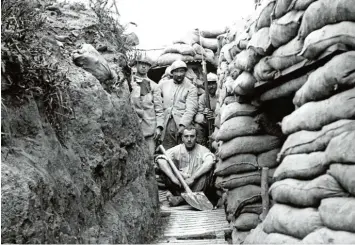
[194,72,218,146]
[130,54,164,156]
[159,60,198,150]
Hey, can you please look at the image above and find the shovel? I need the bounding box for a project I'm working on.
[158,145,213,211]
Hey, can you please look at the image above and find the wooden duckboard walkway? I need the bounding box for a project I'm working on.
[157,190,231,244]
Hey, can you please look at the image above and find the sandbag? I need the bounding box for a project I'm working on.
[72,44,113,82]
[224,76,235,95]
[233,71,257,95]
[267,38,305,71]
[173,31,199,45]
[260,72,309,101]
[235,29,251,50]
[294,51,355,106]
[319,197,355,233]
[274,152,329,181]
[269,174,348,207]
[298,0,355,40]
[217,116,260,141]
[230,66,243,80]
[156,53,194,66]
[229,42,241,60]
[199,36,218,51]
[200,27,227,38]
[235,49,261,72]
[220,102,258,124]
[214,154,258,176]
[255,0,277,30]
[301,227,355,244]
[265,233,301,244]
[220,43,234,63]
[216,171,261,189]
[232,229,250,244]
[300,22,355,60]
[328,164,355,196]
[247,27,274,56]
[273,0,294,19]
[218,135,281,159]
[287,0,317,11]
[269,11,304,48]
[192,43,205,55]
[282,88,355,134]
[239,203,263,216]
[244,224,268,244]
[162,43,196,56]
[257,148,280,168]
[263,204,323,239]
[232,213,260,231]
[253,57,276,81]
[326,131,355,163]
[223,95,242,105]
[225,185,261,217]
[279,120,355,161]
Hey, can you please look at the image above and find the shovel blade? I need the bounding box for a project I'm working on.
[181,192,213,211]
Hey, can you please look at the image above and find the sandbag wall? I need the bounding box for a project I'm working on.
[213,0,355,243]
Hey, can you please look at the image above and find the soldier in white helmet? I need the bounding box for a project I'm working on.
[158,60,198,150]
[130,54,164,156]
[194,72,218,146]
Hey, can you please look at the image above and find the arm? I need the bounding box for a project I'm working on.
[155,147,181,186]
[191,154,215,180]
[180,85,198,127]
[152,84,164,129]
[195,94,207,124]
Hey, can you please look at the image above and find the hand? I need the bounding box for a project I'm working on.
[203,108,214,120]
[180,171,190,179]
[185,177,195,186]
[171,177,181,187]
[153,127,162,140]
[177,125,185,137]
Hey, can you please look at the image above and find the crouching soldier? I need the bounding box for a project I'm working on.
[130,54,164,156]
[155,125,216,206]
[194,72,218,147]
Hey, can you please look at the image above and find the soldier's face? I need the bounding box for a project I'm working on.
[172,68,186,83]
[182,129,197,150]
[137,62,150,75]
[208,81,217,95]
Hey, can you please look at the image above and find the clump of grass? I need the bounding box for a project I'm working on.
[1,0,72,145]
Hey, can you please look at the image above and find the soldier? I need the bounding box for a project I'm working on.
[194,72,218,146]
[130,55,164,156]
[158,60,198,150]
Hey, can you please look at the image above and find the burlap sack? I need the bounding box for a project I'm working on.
[273,0,294,19]
[224,76,235,95]
[235,29,251,50]
[217,116,260,141]
[279,120,355,161]
[265,233,301,244]
[218,135,281,160]
[220,102,258,124]
[225,185,261,218]
[239,203,263,216]
[301,227,355,244]
[326,131,355,163]
[263,204,323,239]
[267,37,305,71]
[199,36,218,51]
[319,197,355,233]
[328,164,355,196]
[200,27,228,38]
[232,213,260,231]
[253,57,276,81]
[269,174,348,207]
[257,148,280,168]
[298,0,355,40]
[273,152,329,181]
[72,44,113,82]
[173,31,199,45]
[244,224,268,244]
[235,49,261,72]
[260,72,309,101]
[162,43,196,56]
[255,0,277,30]
[287,0,317,11]
[294,51,355,106]
[156,53,194,66]
[300,22,355,60]
[233,71,257,95]
[192,43,205,55]
[282,88,355,135]
[269,11,304,48]
[247,27,274,56]
[221,43,234,63]
[214,154,258,176]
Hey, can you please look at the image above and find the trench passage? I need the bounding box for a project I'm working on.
[155,190,232,244]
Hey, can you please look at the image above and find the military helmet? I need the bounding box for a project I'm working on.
[207,72,218,82]
[170,60,187,73]
[137,55,153,66]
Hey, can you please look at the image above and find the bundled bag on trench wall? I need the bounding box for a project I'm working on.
[156,53,194,67]
[162,43,196,56]
[328,164,355,196]
[72,44,113,83]
[254,0,276,30]
[302,227,355,244]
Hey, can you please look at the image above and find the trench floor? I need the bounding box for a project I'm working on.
[155,190,232,244]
